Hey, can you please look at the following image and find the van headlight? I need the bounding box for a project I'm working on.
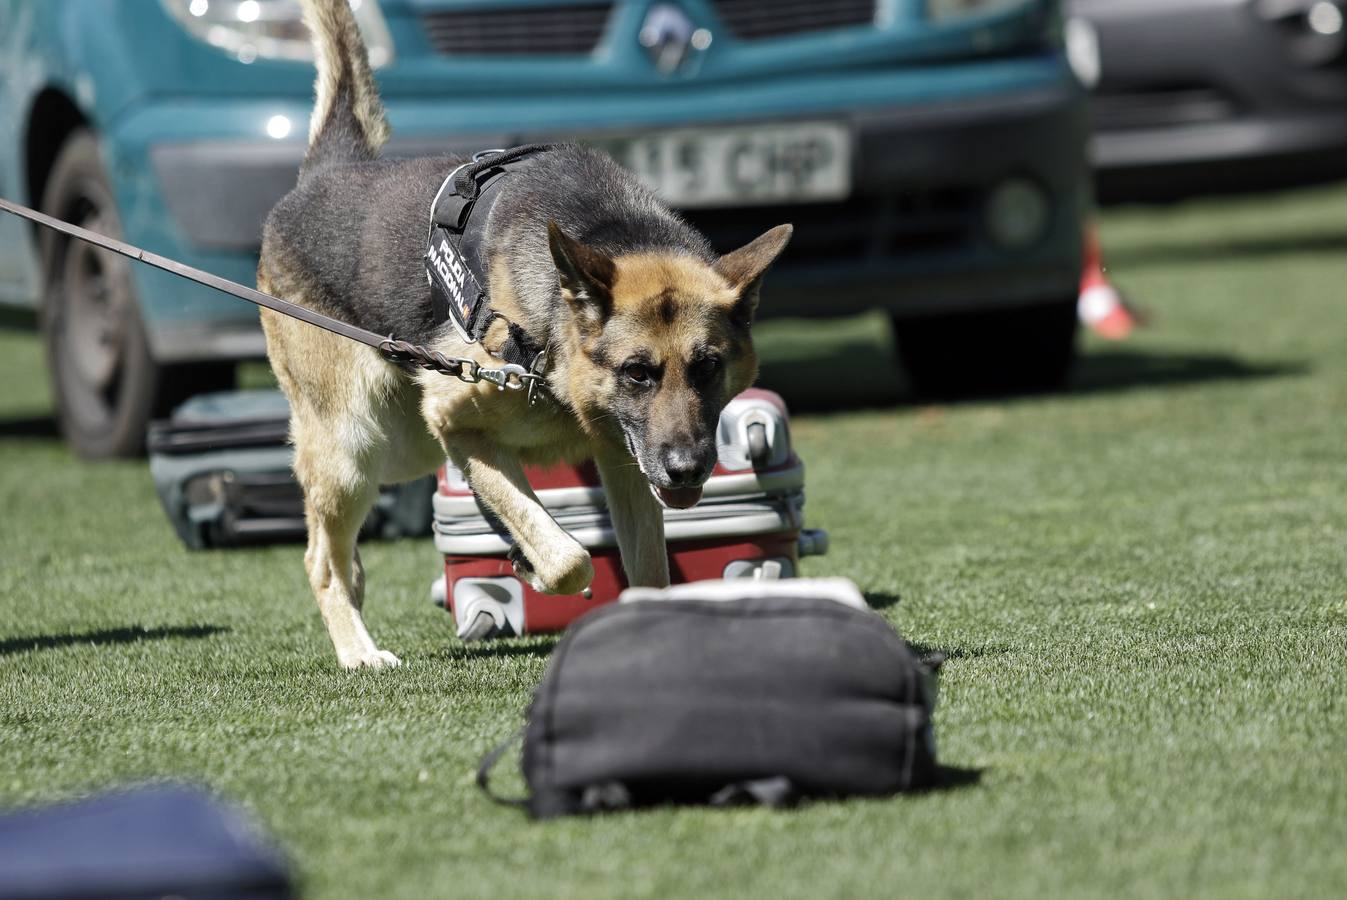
[159,0,394,67]
[927,0,1031,20]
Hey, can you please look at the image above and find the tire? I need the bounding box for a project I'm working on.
[38,131,234,458]
[892,299,1080,399]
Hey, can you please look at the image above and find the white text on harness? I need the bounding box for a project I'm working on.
[429,232,474,322]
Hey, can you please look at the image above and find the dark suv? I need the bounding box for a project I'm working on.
[1070,0,1347,201]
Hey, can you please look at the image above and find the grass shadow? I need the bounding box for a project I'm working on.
[919,765,984,793]
[443,636,560,661]
[0,624,228,657]
[908,643,1015,663]
[866,591,901,611]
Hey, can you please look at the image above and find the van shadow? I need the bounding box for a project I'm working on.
[1105,230,1347,268]
[0,414,59,440]
[756,336,1306,413]
[1069,350,1307,396]
[0,624,227,657]
[757,340,907,412]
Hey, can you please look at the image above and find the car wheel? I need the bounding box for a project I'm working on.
[892,299,1079,398]
[39,131,233,458]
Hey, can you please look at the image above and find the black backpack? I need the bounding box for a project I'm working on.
[479,579,939,818]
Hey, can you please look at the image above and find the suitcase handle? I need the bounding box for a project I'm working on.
[747,422,770,468]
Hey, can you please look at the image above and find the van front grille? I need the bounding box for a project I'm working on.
[422,3,613,56]
[711,0,876,41]
[683,187,981,266]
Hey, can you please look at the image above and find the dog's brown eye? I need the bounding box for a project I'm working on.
[623,362,652,385]
[692,357,720,380]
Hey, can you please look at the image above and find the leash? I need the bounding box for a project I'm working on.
[0,195,544,393]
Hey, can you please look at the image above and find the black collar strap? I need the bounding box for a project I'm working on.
[426,144,552,374]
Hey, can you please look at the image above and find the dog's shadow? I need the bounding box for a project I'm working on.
[0,624,228,657]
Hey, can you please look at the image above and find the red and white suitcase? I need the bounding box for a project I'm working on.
[430,388,829,640]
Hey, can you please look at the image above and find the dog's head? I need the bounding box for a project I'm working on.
[548,221,791,509]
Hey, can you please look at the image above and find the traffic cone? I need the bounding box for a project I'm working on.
[1078,224,1140,340]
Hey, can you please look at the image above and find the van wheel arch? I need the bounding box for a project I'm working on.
[25,87,89,215]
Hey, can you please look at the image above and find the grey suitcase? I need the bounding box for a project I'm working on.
[148,390,433,549]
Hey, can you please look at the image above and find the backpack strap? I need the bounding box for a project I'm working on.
[708,776,799,808]
[475,726,530,809]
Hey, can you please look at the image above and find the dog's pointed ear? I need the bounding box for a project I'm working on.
[715,224,792,327]
[548,220,615,331]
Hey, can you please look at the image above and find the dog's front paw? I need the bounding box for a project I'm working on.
[548,548,595,595]
[338,647,403,670]
[509,543,593,595]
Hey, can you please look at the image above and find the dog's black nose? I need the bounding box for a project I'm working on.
[661,445,710,486]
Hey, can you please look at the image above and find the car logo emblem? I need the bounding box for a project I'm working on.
[639,3,712,75]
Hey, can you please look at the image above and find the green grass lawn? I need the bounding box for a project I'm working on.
[3,185,1346,899]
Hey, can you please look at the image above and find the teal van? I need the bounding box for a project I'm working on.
[0,0,1087,456]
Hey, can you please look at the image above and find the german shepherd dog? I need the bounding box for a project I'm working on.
[260,0,791,668]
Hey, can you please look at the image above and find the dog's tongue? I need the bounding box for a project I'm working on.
[656,485,703,509]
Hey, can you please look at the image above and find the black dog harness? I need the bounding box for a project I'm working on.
[426,144,552,377]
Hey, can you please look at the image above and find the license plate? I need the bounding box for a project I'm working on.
[607,121,852,208]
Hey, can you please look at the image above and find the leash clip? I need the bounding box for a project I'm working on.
[476,363,531,391]
[454,359,482,383]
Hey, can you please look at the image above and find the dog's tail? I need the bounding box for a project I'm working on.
[299,0,390,175]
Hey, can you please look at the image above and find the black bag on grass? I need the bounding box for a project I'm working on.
[479,579,939,818]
